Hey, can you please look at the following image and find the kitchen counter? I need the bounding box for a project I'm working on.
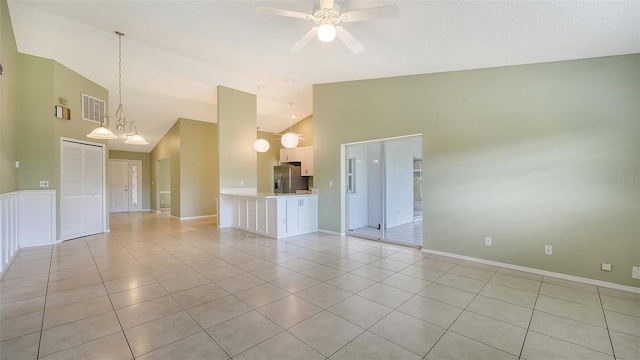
[219,192,318,239]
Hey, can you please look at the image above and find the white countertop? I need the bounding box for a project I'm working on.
[220,192,317,199]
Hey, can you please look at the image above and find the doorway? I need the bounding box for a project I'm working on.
[346,135,422,247]
[157,159,171,211]
[108,160,143,213]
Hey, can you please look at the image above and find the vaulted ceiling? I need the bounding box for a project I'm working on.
[8,1,640,151]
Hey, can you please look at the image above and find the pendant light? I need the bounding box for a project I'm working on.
[281,102,299,149]
[87,31,148,145]
[254,117,270,153]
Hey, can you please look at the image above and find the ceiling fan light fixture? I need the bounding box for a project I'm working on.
[317,21,336,42]
[281,132,299,149]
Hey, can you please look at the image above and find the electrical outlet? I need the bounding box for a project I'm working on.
[39,180,49,188]
[544,245,552,255]
[601,263,612,272]
[632,266,640,280]
[240,180,244,186]
[329,181,333,187]
[485,237,492,246]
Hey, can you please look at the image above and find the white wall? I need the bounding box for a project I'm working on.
[385,137,422,228]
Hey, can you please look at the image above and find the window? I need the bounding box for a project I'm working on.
[347,157,356,193]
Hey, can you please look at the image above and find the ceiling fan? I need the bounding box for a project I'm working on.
[256,0,399,54]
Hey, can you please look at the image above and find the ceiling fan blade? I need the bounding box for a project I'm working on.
[336,26,365,54]
[341,4,399,22]
[255,6,311,20]
[290,27,318,52]
[319,0,334,9]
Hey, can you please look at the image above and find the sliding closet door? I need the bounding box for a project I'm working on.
[61,140,105,241]
[346,142,382,240]
[346,136,423,247]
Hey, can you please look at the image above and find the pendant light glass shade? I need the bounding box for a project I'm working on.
[124,133,149,145]
[281,132,299,148]
[253,138,270,152]
[87,125,118,139]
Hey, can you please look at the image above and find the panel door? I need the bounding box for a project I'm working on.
[109,160,128,213]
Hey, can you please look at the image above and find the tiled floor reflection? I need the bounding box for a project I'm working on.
[1,212,638,359]
[350,220,423,246]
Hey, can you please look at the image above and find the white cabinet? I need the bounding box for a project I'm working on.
[301,146,313,176]
[281,196,317,236]
[220,194,317,239]
[281,146,314,177]
[280,147,302,162]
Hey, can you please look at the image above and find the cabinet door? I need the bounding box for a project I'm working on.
[286,197,300,233]
[280,148,302,163]
[297,196,318,232]
[301,146,314,176]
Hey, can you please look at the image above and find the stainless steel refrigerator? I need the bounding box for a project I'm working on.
[274,164,308,193]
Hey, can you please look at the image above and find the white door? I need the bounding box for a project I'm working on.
[109,160,128,213]
[61,140,105,241]
[109,159,143,213]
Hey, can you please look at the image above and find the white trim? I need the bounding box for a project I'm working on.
[220,187,258,195]
[422,248,640,294]
[175,214,217,221]
[60,137,107,241]
[319,229,346,236]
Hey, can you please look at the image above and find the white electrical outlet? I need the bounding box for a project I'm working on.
[601,263,612,272]
[485,237,492,246]
[632,266,640,280]
[329,181,333,187]
[39,180,49,188]
[544,245,552,255]
[240,180,244,186]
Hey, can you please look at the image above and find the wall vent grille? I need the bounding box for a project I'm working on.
[81,93,106,123]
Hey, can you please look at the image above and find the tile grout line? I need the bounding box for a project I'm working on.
[516,274,543,360]
[596,286,617,359]
[34,243,54,360]
[84,235,137,360]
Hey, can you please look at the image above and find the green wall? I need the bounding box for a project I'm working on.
[150,120,180,216]
[179,118,218,218]
[150,118,218,218]
[0,0,18,193]
[109,150,151,210]
[218,86,257,190]
[314,55,640,287]
[16,54,109,239]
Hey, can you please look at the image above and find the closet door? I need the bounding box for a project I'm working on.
[61,140,104,241]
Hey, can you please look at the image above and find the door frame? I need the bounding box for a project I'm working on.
[344,134,423,248]
[109,159,143,213]
[60,137,107,239]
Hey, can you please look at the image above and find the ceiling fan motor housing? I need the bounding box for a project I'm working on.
[312,3,342,25]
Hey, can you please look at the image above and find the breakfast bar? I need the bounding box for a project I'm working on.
[219,192,318,239]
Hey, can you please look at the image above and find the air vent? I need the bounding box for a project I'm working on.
[82,93,106,123]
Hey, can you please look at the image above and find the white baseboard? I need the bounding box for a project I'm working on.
[174,214,217,221]
[318,229,346,236]
[422,248,640,294]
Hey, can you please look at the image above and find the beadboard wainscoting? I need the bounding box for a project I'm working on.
[0,190,56,278]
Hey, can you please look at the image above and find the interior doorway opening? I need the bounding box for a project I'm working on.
[157,158,171,211]
[346,135,423,247]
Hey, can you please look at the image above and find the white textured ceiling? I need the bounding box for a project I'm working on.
[7,0,640,152]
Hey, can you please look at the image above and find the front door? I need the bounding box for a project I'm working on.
[109,159,143,213]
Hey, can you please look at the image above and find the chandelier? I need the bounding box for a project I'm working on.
[87,31,148,145]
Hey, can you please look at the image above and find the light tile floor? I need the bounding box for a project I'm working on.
[1,212,638,359]
[350,220,423,246]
